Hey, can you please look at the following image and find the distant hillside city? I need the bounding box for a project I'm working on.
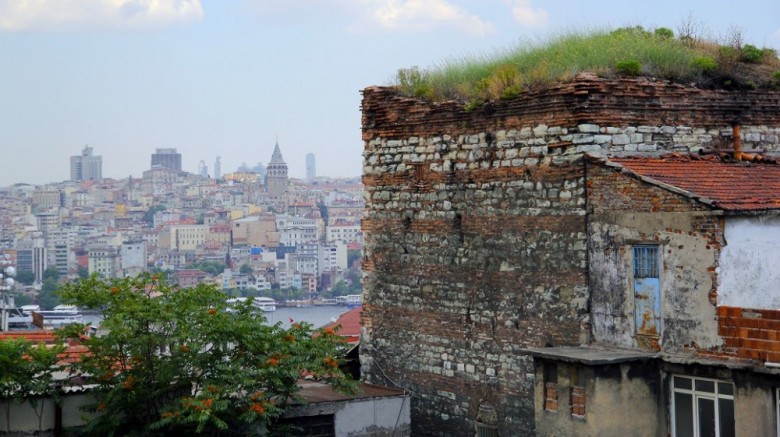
[0,143,364,309]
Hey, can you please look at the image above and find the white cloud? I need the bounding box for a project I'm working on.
[0,0,203,31]
[365,0,493,37]
[503,0,548,28]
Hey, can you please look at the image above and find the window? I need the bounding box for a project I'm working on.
[633,245,661,336]
[671,375,734,437]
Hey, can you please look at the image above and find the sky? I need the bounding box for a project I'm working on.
[0,0,778,186]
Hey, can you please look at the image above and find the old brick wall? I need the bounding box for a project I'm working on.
[360,76,780,436]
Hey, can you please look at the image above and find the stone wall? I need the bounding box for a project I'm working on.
[360,76,780,436]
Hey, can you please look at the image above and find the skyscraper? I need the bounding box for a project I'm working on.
[70,146,103,181]
[198,160,208,177]
[266,141,288,197]
[214,156,221,180]
[151,148,182,171]
[306,153,316,181]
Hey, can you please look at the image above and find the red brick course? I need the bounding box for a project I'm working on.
[712,306,780,363]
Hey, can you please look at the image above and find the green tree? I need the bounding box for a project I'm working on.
[57,274,353,435]
[14,270,35,285]
[143,205,167,227]
[38,277,60,310]
[77,266,90,279]
[347,249,362,268]
[185,260,225,276]
[42,266,60,282]
[0,338,64,434]
[239,263,254,276]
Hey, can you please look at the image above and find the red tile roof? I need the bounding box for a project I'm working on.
[321,307,361,343]
[601,154,780,211]
[0,331,58,344]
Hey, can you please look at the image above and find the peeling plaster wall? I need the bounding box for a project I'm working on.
[587,163,723,351]
[719,216,780,309]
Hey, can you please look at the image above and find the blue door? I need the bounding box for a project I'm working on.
[633,246,660,336]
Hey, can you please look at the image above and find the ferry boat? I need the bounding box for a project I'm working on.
[335,294,362,308]
[226,297,277,312]
[34,306,84,328]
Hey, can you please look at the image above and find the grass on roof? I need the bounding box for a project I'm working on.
[394,26,780,108]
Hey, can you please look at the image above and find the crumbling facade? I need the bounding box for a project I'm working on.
[360,73,780,435]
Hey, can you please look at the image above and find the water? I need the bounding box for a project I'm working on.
[81,305,352,331]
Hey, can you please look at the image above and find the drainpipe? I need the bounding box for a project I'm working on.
[732,122,742,161]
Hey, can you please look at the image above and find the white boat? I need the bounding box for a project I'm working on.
[34,306,84,327]
[226,297,277,312]
[20,304,41,315]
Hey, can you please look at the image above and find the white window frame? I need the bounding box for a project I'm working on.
[671,375,734,437]
[776,388,780,437]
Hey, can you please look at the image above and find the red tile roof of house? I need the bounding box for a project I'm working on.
[0,331,58,344]
[598,154,780,211]
[321,307,361,343]
[0,331,90,364]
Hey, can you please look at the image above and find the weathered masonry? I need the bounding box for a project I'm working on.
[360,73,780,435]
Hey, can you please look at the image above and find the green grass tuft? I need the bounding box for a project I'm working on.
[393,26,780,102]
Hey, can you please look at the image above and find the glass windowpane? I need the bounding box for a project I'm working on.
[717,382,733,396]
[718,398,735,437]
[675,376,692,390]
[695,379,715,393]
[697,397,716,437]
[674,392,694,437]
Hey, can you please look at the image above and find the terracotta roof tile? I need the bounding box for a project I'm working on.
[321,307,361,343]
[605,155,780,211]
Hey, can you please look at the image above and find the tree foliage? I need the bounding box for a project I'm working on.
[185,260,226,277]
[57,274,353,435]
[0,338,64,434]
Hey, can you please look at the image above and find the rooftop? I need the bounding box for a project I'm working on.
[595,153,780,211]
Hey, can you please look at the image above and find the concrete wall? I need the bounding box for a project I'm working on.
[0,393,95,435]
[285,395,411,437]
[534,361,661,437]
[719,216,780,309]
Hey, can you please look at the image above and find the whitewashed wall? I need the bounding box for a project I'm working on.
[719,216,780,308]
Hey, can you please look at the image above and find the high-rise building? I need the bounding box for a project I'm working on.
[70,146,103,181]
[214,156,222,180]
[198,160,208,177]
[266,141,289,197]
[151,148,182,171]
[306,153,316,181]
[16,238,46,283]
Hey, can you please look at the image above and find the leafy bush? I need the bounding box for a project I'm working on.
[741,44,764,63]
[397,67,434,100]
[616,59,643,76]
[691,56,717,73]
[654,27,674,38]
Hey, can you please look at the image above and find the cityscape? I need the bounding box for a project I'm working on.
[2,1,780,436]
[1,143,364,311]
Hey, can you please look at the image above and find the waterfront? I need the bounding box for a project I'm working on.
[81,305,353,331]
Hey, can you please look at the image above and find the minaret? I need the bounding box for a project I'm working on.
[266,140,289,197]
